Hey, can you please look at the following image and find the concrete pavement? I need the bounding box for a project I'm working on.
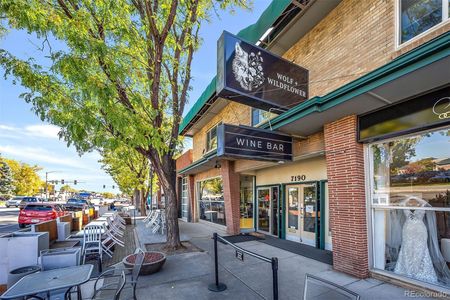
[133,221,436,300]
[0,207,19,234]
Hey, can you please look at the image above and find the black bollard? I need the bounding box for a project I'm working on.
[208,233,227,292]
[272,257,278,300]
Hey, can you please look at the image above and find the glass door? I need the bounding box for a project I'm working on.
[181,177,188,220]
[257,188,270,233]
[285,184,317,245]
[257,186,280,236]
[271,187,279,236]
[286,186,300,242]
[301,184,317,246]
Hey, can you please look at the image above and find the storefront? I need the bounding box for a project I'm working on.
[176,0,450,293]
[360,86,450,290]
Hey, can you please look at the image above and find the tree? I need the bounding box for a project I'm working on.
[60,184,77,193]
[0,156,14,196]
[0,0,248,250]
[3,158,44,196]
[100,145,154,213]
[101,192,115,199]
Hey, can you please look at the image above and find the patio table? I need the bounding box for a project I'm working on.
[0,264,93,300]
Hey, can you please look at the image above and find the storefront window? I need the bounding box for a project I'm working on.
[198,178,225,226]
[251,108,276,126]
[369,128,450,288]
[399,0,448,44]
[240,176,254,229]
[206,125,218,152]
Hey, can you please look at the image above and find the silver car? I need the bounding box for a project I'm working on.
[5,196,25,208]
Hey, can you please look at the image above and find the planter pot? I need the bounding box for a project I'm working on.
[40,247,81,270]
[7,265,41,288]
[122,252,166,275]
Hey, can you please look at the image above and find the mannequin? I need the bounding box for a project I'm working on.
[394,196,437,283]
[390,195,450,285]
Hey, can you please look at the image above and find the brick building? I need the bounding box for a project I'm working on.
[176,0,450,293]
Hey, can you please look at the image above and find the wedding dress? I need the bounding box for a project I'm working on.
[394,209,438,283]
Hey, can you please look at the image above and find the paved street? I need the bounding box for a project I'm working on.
[0,207,20,234]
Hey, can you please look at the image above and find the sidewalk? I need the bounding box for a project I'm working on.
[134,220,433,300]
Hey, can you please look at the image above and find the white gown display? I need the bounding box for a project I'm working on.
[394,209,438,283]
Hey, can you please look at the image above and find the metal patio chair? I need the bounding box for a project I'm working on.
[102,224,125,258]
[64,270,126,300]
[82,224,103,265]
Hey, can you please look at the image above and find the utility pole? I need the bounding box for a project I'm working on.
[45,171,59,200]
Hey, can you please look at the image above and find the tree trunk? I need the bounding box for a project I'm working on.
[133,188,139,208]
[140,188,146,215]
[150,154,182,250]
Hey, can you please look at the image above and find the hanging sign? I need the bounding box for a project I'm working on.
[216,31,309,112]
[217,123,293,162]
[235,249,244,261]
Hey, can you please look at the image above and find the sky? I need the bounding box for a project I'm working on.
[0,1,272,194]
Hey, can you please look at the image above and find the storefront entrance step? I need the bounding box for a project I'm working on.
[259,235,333,265]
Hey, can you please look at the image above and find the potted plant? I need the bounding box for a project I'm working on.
[122,251,166,275]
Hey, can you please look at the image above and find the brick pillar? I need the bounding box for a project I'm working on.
[324,115,369,278]
[220,160,241,235]
[188,175,196,222]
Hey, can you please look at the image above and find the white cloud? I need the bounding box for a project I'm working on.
[0,123,61,140]
[0,145,96,171]
[24,124,61,139]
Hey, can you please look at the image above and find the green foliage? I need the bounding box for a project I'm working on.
[101,192,115,199]
[0,0,251,247]
[0,155,14,195]
[60,184,77,193]
[100,145,154,196]
[2,157,44,196]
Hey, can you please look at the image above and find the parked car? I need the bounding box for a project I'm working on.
[19,197,44,209]
[5,196,25,208]
[18,203,66,228]
[64,198,94,211]
[428,172,450,183]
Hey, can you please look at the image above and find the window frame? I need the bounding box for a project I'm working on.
[251,108,277,127]
[205,122,221,154]
[395,0,450,49]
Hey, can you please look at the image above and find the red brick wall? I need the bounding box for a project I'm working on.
[220,160,240,234]
[324,115,369,278]
[176,150,193,171]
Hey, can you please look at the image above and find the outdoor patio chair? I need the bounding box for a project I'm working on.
[106,217,124,237]
[145,210,160,228]
[113,212,126,226]
[102,224,125,257]
[113,214,126,229]
[82,225,103,265]
[64,270,126,300]
[143,209,156,224]
[303,273,360,300]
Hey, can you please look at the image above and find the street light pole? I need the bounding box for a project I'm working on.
[45,171,59,200]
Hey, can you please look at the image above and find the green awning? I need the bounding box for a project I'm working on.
[179,0,292,136]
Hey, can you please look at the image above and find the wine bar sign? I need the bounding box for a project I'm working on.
[217,124,293,162]
[216,31,309,112]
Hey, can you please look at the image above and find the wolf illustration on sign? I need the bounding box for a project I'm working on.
[232,42,265,91]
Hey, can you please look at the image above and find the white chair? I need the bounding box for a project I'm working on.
[102,224,124,257]
[82,225,103,265]
[106,217,124,237]
[145,210,160,228]
[111,214,126,230]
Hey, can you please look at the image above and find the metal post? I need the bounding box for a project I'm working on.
[208,233,227,292]
[272,257,278,300]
